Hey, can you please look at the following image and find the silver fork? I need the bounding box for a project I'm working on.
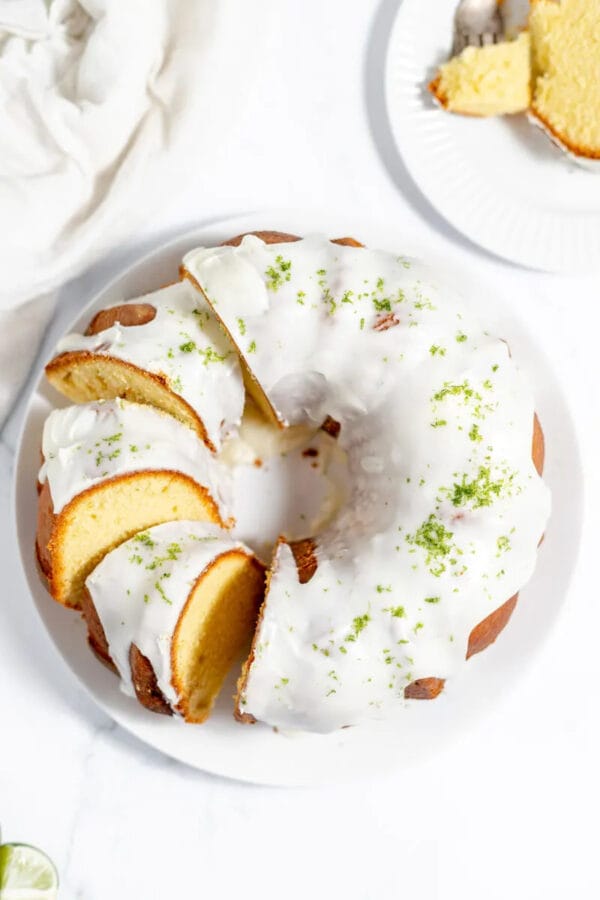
[453,0,505,55]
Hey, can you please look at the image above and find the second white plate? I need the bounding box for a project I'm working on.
[385,0,600,273]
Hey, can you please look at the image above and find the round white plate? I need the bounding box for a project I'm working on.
[385,0,600,273]
[14,212,582,785]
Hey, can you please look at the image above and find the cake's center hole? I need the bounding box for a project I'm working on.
[219,400,349,562]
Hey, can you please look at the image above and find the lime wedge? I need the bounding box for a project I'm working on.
[0,844,58,900]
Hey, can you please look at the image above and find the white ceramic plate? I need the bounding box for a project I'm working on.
[385,0,600,273]
[13,213,582,785]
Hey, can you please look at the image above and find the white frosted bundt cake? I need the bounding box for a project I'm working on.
[82,521,264,722]
[37,399,226,609]
[38,230,551,732]
[184,232,550,731]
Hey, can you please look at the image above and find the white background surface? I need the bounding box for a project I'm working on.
[1,1,599,897]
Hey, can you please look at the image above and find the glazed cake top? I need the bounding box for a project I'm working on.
[184,234,551,732]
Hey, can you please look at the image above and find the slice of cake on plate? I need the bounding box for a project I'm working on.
[430,32,531,117]
[429,0,600,165]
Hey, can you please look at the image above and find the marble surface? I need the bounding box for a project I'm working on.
[1,1,600,897]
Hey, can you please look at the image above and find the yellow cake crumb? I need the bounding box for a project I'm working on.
[530,0,600,159]
[430,32,531,117]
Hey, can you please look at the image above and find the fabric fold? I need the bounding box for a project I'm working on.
[0,0,274,423]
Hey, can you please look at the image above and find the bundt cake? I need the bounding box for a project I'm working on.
[430,32,531,117]
[82,521,265,722]
[183,232,550,732]
[529,0,600,162]
[37,399,225,609]
[45,279,245,451]
[37,230,551,732]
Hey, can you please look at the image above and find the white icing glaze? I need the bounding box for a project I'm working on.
[185,235,551,732]
[85,521,251,709]
[39,399,228,517]
[56,279,245,449]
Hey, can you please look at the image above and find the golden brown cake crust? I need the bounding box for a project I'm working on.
[428,74,486,118]
[405,678,446,700]
[222,230,301,247]
[220,231,365,249]
[129,644,173,716]
[81,585,172,714]
[429,75,448,109]
[80,586,118,672]
[35,480,54,581]
[320,415,341,439]
[85,303,157,335]
[288,539,318,585]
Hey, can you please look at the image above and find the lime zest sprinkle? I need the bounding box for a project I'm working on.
[443,466,512,509]
[345,612,371,642]
[199,347,227,366]
[497,535,511,555]
[406,514,454,576]
[265,255,292,291]
[384,605,406,618]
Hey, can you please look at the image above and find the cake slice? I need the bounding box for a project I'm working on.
[182,231,365,429]
[37,399,227,610]
[529,0,600,161]
[83,521,265,722]
[45,280,245,452]
[429,32,531,117]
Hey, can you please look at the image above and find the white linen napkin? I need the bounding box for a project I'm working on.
[0,0,268,423]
